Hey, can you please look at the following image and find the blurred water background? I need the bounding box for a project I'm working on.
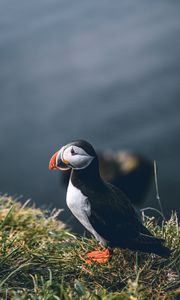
[0,0,180,229]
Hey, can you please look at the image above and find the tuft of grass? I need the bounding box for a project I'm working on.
[0,195,179,299]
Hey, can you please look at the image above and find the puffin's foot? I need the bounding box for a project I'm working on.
[85,248,111,264]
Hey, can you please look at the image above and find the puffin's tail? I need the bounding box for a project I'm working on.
[131,234,172,258]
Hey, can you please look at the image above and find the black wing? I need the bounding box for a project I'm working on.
[89,182,151,247]
[87,182,170,256]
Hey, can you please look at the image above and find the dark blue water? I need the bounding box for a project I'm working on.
[0,1,180,227]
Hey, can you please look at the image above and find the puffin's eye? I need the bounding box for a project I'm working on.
[71,147,76,155]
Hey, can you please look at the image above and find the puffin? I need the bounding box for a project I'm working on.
[49,140,171,263]
[60,150,154,205]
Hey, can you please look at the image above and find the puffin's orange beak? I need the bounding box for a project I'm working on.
[49,151,59,170]
[49,149,71,171]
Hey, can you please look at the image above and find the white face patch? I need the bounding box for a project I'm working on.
[62,145,94,170]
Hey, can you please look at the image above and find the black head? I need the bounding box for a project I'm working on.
[49,139,98,171]
[68,140,97,157]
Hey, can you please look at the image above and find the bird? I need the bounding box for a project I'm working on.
[49,139,171,263]
[60,149,154,206]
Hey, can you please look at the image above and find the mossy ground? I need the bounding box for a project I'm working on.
[0,195,179,299]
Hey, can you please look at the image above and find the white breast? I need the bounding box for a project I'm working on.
[66,180,107,246]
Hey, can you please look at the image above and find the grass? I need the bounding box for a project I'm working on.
[0,195,179,299]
